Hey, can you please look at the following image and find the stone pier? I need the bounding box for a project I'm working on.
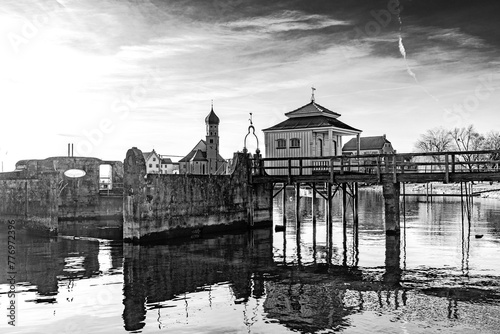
[123,147,273,243]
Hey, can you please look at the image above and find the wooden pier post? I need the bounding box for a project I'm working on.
[353,182,359,254]
[327,183,333,248]
[382,178,400,235]
[282,183,287,227]
[296,182,301,229]
[312,184,317,226]
[342,183,348,265]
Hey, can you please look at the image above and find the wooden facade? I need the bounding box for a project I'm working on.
[263,99,362,175]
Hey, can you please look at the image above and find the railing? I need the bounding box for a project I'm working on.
[251,150,500,180]
[99,182,124,196]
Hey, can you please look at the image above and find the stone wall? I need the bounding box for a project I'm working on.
[0,156,123,236]
[123,147,273,243]
[0,172,58,235]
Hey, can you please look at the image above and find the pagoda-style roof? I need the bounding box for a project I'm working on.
[285,101,341,119]
[264,99,361,134]
[263,115,361,133]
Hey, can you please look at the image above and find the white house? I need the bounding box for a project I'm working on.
[143,149,161,174]
[263,96,362,174]
[160,157,179,174]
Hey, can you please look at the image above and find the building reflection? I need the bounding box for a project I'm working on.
[0,231,122,299]
[121,228,274,331]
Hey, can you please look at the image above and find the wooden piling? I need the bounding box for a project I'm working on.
[382,178,400,235]
[342,183,347,265]
[282,183,287,227]
[353,182,359,253]
[296,182,301,229]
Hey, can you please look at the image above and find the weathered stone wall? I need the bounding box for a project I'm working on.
[0,156,123,236]
[0,172,58,235]
[123,147,273,242]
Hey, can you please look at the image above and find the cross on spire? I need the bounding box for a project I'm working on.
[311,86,316,102]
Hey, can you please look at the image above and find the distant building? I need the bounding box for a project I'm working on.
[342,135,395,155]
[160,157,179,174]
[262,95,362,174]
[179,106,227,175]
[143,149,161,174]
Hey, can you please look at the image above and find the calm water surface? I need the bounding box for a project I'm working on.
[1,188,500,333]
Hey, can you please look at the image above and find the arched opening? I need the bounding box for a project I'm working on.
[332,140,337,156]
[202,164,206,175]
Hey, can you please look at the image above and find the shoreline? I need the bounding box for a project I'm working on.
[360,182,500,199]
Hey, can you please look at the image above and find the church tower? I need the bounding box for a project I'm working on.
[205,103,220,174]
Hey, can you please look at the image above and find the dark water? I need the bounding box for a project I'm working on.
[1,189,500,333]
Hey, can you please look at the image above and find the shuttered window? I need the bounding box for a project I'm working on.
[290,138,300,148]
[276,139,286,149]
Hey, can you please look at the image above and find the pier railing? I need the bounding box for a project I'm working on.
[250,150,500,183]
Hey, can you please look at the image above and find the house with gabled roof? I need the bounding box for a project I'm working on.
[142,149,161,174]
[262,92,362,174]
[342,135,395,155]
[179,106,227,175]
[160,157,179,174]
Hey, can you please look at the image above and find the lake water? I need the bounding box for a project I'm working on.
[1,188,500,333]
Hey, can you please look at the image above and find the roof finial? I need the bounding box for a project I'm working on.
[311,86,316,102]
[211,99,214,111]
[249,112,253,125]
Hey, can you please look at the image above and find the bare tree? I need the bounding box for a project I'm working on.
[484,131,500,168]
[414,127,453,153]
[450,125,485,171]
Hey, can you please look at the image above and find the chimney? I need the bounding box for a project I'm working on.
[71,143,74,157]
[68,143,70,157]
[383,134,386,140]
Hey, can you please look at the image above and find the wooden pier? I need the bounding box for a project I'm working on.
[249,149,500,236]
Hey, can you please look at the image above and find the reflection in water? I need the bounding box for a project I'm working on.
[2,189,500,333]
[122,229,274,331]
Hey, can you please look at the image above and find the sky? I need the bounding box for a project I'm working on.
[0,0,499,171]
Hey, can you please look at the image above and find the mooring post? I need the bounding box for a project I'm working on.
[382,177,401,235]
[312,184,317,264]
[296,182,301,230]
[282,183,287,227]
[353,182,359,253]
[312,184,317,227]
[327,182,333,247]
[342,183,348,265]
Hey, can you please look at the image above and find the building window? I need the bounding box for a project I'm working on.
[153,158,156,161]
[276,139,286,149]
[149,164,152,168]
[290,138,300,148]
[210,139,213,143]
[156,164,159,168]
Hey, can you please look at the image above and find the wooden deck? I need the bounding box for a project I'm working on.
[250,149,500,184]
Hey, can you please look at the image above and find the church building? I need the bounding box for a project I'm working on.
[179,106,227,175]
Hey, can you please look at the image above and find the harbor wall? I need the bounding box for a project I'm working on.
[0,172,58,235]
[0,157,123,236]
[123,147,273,243]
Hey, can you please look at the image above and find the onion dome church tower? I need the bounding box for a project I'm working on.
[205,103,220,174]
